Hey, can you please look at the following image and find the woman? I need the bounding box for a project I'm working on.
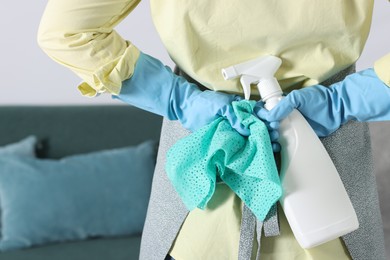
[38,1,389,259]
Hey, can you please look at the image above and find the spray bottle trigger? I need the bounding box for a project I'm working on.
[240,75,258,100]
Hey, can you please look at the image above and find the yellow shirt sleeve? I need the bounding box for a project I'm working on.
[38,0,141,97]
[374,53,390,87]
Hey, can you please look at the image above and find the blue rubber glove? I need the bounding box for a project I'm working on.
[113,52,249,135]
[256,68,390,137]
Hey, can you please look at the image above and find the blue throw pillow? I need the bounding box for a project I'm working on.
[0,140,157,251]
[0,136,37,157]
[0,136,37,233]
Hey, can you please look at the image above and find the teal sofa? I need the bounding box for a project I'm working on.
[0,106,162,260]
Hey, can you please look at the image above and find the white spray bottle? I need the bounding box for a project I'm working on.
[222,56,359,248]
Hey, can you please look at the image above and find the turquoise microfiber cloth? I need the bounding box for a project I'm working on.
[165,100,282,221]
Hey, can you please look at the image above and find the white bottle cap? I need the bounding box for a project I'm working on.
[257,77,283,101]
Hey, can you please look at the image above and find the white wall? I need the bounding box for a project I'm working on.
[0,0,388,105]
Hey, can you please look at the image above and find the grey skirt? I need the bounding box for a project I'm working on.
[139,66,386,260]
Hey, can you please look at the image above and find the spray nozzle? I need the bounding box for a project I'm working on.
[222,55,283,100]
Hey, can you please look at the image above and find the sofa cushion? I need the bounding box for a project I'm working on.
[0,236,141,260]
[0,141,156,251]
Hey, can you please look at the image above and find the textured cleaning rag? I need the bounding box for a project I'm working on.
[165,100,282,221]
